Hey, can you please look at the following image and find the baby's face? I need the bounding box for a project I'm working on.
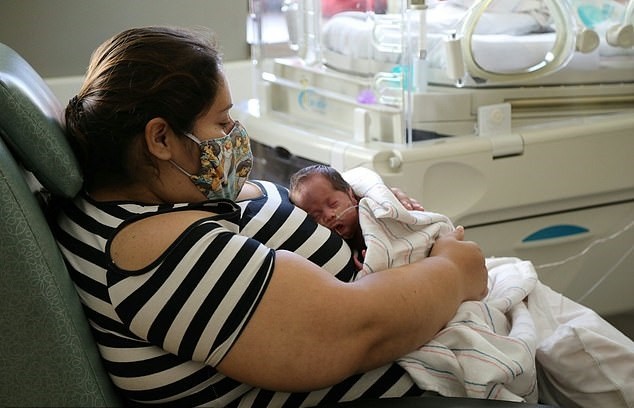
[293,175,359,239]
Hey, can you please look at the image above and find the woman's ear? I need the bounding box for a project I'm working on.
[144,117,173,160]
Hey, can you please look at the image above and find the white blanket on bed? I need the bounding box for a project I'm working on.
[343,167,634,406]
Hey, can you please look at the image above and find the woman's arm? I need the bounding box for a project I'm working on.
[218,226,487,392]
[110,209,485,393]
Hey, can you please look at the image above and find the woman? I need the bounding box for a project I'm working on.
[56,26,487,407]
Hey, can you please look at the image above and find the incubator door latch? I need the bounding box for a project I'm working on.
[477,103,524,159]
[489,133,524,159]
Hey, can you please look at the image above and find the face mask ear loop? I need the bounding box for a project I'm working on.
[171,132,202,178]
[169,159,195,178]
[184,132,202,145]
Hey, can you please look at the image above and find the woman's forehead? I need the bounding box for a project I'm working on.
[211,74,232,112]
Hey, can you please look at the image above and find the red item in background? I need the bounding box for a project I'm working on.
[321,0,388,17]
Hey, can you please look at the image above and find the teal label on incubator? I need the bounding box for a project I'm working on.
[522,224,590,242]
[298,89,327,114]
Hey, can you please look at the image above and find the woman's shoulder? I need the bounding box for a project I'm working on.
[108,207,239,272]
[61,194,242,272]
[236,180,298,223]
[237,180,301,225]
[238,179,289,201]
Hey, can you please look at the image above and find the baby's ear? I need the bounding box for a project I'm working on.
[347,187,358,203]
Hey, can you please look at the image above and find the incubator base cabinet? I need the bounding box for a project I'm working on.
[243,0,634,315]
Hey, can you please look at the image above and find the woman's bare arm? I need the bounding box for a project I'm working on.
[218,227,487,392]
[111,211,486,392]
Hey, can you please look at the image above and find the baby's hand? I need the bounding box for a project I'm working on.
[352,249,366,271]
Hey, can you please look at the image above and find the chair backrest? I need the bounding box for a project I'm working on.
[0,42,122,407]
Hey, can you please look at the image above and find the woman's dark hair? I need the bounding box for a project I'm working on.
[65,26,223,190]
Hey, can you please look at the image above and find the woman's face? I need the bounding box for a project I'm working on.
[174,74,233,165]
[191,74,235,142]
[166,74,237,201]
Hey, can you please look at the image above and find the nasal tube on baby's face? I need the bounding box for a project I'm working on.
[335,205,359,221]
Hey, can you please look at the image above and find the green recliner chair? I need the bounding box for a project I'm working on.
[0,42,552,408]
[0,42,122,407]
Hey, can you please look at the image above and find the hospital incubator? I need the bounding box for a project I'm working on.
[239,0,634,315]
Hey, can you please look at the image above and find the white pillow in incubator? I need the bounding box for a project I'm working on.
[322,7,544,64]
[426,4,543,35]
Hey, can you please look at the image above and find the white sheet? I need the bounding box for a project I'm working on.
[321,5,634,76]
[343,167,634,406]
[345,167,539,402]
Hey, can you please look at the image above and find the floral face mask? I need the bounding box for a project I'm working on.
[172,120,253,201]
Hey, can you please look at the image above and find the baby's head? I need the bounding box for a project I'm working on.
[290,165,360,239]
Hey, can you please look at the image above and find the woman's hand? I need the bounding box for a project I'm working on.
[430,226,488,301]
[390,187,424,211]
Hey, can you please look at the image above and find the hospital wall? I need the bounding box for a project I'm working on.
[0,0,250,78]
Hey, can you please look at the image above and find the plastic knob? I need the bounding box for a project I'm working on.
[606,24,634,48]
[576,28,600,53]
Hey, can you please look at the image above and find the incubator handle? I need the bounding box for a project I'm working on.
[606,23,634,48]
[373,71,403,105]
[576,28,600,53]
[607,0,634,48]
[459,0,576,83]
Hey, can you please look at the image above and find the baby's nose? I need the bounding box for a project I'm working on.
[319,209,336,226]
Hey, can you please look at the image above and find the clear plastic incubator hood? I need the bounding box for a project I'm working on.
[238,0,634,316]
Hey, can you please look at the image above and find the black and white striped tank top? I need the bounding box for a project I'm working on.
[54,180,424,407]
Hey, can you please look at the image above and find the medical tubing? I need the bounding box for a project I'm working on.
[576,244,633,303]
[534,219,633,270]
[411,0,428,93]
[459,0,576,83]
[335,205,359,221]
[534,219,634,302]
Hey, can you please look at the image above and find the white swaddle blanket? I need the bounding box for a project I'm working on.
[351,171,454,279]
[344,167,538,402]
[401,257,539,401]
[342,167,634,406]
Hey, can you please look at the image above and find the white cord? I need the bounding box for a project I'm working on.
[535,219,634,270]
[335,205,360,221]
[531,219,634,303]
[576,244,633,303]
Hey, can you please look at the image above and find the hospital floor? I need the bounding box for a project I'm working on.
[605,310,634,340]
